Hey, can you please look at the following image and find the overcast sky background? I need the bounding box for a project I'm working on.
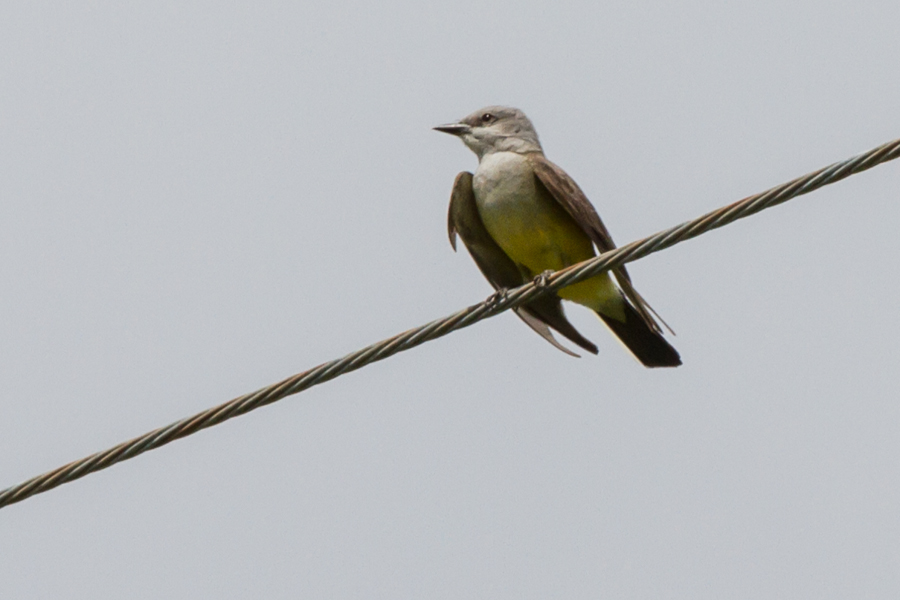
[2,2,900,598]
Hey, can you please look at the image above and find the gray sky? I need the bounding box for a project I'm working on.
[2,2,900,598]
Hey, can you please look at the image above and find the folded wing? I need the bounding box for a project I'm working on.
[528,154,670,335]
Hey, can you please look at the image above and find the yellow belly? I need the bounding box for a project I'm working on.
[501,216,621,316]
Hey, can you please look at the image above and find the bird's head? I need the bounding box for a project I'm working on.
[434,106,543,159]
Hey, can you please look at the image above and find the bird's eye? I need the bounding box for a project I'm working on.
[481,113,493,122]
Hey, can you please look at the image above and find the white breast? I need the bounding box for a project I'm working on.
[473,151,535,204]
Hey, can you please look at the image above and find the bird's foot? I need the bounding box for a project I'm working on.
[485,288,508,310]
[533,270,555,289]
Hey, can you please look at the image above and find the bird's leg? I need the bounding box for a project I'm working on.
[532,270,555,289]
[484,287,508,309]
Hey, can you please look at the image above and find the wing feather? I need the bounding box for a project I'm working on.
[528,154,666,333]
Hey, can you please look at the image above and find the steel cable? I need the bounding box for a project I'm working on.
[2,137,898,510]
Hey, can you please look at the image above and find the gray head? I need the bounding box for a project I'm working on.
[434,106,543,159]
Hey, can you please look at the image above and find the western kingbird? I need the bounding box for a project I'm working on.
[435,106,681,367]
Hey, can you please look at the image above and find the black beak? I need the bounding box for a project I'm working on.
[433,123,470,136]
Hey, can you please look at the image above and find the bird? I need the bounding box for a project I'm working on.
[435,106,681,367]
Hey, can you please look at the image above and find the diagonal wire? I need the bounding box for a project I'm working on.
[2,137,899,510]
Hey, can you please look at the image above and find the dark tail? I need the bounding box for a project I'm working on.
[598,301,681,368]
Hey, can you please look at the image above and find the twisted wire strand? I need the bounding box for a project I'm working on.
[2,138,899,510]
